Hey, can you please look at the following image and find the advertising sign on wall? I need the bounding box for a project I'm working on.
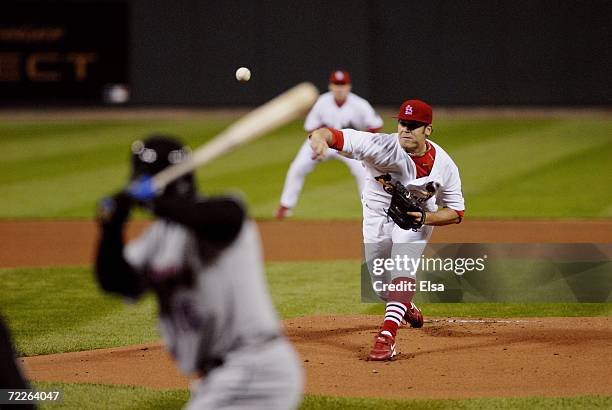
[0,2,128,105]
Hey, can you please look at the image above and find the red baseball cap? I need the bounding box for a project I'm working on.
[396,99,433,124]
[329,70,351,85]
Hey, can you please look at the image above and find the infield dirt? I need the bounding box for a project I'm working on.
[1,219,610,268]
[3,219,612,399]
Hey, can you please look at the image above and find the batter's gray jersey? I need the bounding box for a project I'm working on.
[125,220,283,372]
[124,219,302,410]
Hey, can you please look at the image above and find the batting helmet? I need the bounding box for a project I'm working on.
[130,135,196,197]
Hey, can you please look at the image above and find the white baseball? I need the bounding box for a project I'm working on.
[235,67,251,82]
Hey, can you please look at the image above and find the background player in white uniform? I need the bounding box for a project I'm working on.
[309,100,465,361]
[95,135,303,409]
[275,70,383,219]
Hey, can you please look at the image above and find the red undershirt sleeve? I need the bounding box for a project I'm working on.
[327,128,344,150]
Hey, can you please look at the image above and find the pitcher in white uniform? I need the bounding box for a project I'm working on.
[309,100,465,361]
[275,70,383,219]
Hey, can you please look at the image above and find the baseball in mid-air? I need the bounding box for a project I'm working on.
[235,67,251,82]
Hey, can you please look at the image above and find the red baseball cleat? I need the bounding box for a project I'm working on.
[275,205,292,220]
[403,302,424,328]
[368,332,396,361]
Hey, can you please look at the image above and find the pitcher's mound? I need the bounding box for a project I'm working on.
[23,315,612,399]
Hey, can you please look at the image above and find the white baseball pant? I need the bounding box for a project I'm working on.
[362,202,433,300]
[186,339,303,410]
[279,139,366,208]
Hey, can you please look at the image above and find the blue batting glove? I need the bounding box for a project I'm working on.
[128,175,156,200]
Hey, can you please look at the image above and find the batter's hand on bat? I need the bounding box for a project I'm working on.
[128,175,157,201]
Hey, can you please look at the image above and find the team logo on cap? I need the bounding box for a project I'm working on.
[405,105,413,115]
[334,71,344,81]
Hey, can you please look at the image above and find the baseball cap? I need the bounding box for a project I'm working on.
[329,70,351,85]
[395,99,433,124]
[130,135,191,178]
[130,135,196,198]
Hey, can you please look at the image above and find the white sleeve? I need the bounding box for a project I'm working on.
[436,164,465,211]
[341,129,397,167]
[304,98,324,132]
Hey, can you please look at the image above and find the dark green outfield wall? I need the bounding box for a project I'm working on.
[4,0,611,106]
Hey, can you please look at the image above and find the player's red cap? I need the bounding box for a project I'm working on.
[329,70,351,85]
[396,99,433,124]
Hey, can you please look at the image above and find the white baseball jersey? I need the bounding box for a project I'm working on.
[335,129,465,294]
[339,129,465,216]
[304,91,383,132]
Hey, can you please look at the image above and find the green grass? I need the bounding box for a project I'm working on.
[302,394,612,410]
[31,382,612,409]
[0,266,158,356]
[1,117,611,218]
[1,263,609,356]
[33,382,188,410]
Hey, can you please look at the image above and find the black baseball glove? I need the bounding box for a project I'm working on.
[375,175,426,231]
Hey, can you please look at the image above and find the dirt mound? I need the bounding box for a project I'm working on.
[21,315,612,399]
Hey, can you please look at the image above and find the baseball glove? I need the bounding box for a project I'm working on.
[375,175,426,231]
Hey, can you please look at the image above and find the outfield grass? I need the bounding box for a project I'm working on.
[0,266,158,355]
[1,264,609,356]
[1,117,611,219]
[31,382,612,410]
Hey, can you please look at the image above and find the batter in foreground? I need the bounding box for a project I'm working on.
[94,135,303,409]
[309,100,465,360]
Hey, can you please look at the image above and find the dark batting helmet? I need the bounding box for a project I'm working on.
[130,134,196,197]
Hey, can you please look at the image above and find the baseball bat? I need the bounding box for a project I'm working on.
[152,82,319,192]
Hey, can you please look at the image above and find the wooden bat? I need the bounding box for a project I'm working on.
[152,82,318,192]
